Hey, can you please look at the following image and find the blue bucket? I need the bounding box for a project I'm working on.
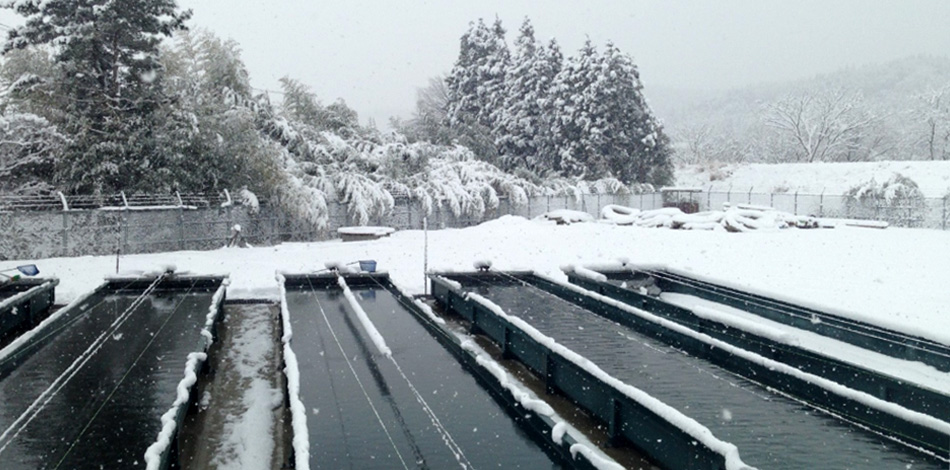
[358,260,377,273]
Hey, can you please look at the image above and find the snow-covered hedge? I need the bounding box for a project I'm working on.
[844,174,928,227]
[263,117,646,230]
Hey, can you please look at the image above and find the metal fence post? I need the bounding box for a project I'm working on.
[227,205,234,238]
[61,212,68,256]
[178,208,185,250]
[707,189,712,211]
[819,189,825,218]
[794,191,799,215]
[122,213,129,253]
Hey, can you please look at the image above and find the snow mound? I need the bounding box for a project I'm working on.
[598,204,821,232]
[535,210,595,225]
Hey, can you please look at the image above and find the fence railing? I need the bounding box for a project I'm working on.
[1,189,946,261]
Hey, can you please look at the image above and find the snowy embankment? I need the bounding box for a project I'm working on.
[5,215,950,346]
[676,160,950,197]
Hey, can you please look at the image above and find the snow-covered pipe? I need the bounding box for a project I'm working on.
[57,191,68,211]
[336,276,392,357]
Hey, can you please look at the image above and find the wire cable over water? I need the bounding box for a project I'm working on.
[305,277,411,470]
[345,275,475,470]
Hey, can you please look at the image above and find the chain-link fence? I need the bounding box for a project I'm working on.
[1,189,946,261]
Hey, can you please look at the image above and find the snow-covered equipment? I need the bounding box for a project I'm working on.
[358,260,377,273]
[563,264,950,457]
[0,276,58,338]
[0,264,40,283]
[473,260,492,271]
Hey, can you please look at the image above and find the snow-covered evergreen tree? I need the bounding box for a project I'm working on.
[4,0,192,194]
[596,42,673,184]
[549,39,604,178]
[546,40,672,185]
[494,19,562,174]
[443,18,509,163]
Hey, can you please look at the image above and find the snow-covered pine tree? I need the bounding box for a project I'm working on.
[4,0,191,194]
[494,19,562,174]
[549,39,605,178]
[596,42,673,185]
[443,18,509,163]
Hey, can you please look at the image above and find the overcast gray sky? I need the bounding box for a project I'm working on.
[7,1,950,127]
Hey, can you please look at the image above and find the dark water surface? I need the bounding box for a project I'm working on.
[456,280,945,470]
[285,284,560,470]
[0,286,215,469]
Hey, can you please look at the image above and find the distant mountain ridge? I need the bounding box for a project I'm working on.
[649,55,950,133]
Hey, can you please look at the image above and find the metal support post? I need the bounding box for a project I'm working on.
[178,208,185,250]
[61,212,69,256]
[122,213,129,254]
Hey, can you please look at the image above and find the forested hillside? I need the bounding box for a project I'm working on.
[655,56,950,164]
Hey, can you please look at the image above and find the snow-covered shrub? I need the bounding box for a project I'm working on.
[238,187,260,214]
[844,174,928,227]
[275,174,329,231]
[396,143,540,219]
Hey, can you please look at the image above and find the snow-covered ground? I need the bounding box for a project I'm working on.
[676,160,950,197]
[7,215,949,346]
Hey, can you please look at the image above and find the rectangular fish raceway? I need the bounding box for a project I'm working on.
[432,270,950,469]
[0,273,227,470]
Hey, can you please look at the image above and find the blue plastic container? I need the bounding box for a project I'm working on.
[358,260,377,273]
